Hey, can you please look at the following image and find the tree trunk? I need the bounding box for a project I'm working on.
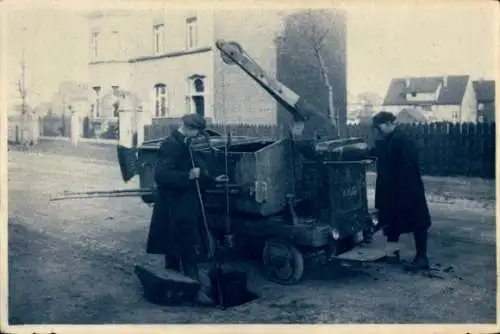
[315,49,339,136]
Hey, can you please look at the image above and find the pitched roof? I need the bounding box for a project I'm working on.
[350,108,375,119]
[473,80,495,102]
[383,75,470,106]
[396,108,428,124]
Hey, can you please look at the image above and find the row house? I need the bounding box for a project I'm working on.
[473,79,495,123]
[382,75,477,123]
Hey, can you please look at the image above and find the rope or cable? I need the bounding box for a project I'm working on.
[221,56,232,239]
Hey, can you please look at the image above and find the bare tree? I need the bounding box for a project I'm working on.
[356,91,383,117]
[17,50,30,144]
[288,9,341,135]
[357,91,382,108]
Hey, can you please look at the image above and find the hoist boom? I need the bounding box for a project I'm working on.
[215,39,337,142]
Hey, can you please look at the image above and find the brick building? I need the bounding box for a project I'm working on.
[87,8,346,127]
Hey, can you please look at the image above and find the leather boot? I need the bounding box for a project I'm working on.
[182,259,215,306]
[363,229,374,244]
[164,255,181,272]
[404,229,430,271]
[196,289,216,306]
[384,241,401,263]
[404,255,430,271]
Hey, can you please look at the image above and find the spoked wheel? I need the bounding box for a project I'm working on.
[262,238,305,285]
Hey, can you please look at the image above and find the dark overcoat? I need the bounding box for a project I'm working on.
[371,127,431,236]
[146,130,215,261]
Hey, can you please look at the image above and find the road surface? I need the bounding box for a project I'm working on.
[7,150,497,324]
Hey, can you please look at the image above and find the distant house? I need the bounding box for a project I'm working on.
[396,107,429,124]
[382,75,477,123]
[32,102,53,117]
[347,107,375,125]
[473,80,495,123]
[50,81,91,117]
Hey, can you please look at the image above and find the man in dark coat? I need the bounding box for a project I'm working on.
[146,113,222,305]
[370,111,432,271]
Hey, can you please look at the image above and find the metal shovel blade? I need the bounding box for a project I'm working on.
[134,264,200,306]
[208,268,259,309]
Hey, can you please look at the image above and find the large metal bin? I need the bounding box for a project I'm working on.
[137,136,294,217]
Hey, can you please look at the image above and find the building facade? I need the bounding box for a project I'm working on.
[87,9,291,126]
[86,8,346,128]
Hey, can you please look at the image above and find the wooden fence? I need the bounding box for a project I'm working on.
[342,122,495,179]
[144,121,496,179]
[39,115,118,139]
[40,115,72,137]
[37,115,495,179]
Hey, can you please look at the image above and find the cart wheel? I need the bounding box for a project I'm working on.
[262,238,304,285]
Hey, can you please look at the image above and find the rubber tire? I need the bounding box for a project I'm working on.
[262,238,305,285]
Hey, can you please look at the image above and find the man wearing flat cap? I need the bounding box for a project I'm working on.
[146,113,221,305]
[370,111,432,271]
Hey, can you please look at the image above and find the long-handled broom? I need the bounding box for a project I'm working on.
[188,144,225,307]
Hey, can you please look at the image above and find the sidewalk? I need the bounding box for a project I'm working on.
[9,136,119,163]
[38,135,118,146]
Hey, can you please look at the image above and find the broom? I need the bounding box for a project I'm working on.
[188,144,225,307]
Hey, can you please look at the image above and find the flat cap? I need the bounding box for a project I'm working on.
[181,113,206,130]
[372,111,396,127]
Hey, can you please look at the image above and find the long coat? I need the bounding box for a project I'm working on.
[371,127,431,237]
[146,130,215,262]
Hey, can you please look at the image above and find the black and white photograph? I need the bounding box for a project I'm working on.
[1,0,498,332]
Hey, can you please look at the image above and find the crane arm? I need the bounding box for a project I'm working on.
[215,40,336,141]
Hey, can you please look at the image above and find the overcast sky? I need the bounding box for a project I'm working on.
[3,2,498,107]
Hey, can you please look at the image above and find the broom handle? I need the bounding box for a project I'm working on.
[188,144,225,307]
[188,145,215,259]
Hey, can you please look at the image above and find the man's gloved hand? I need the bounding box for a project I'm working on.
[189,168,201,180]
[215,174,229,183]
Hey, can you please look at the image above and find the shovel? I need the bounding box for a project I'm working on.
[136,138,259,309]
[189,142,259,309]
[188,144,216,259]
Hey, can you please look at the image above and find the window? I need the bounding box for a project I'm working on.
[91,32,100,60]
[153,24,165,55]
[186,17,198,50]
[111,86,121,117]
[110,30,121,60]
[186,75,205,116]
[452,111,458,121]
[154,84,168,117]
[92,86,101,117]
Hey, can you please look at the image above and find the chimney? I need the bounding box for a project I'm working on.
[405,77,410,89]
[112,85,120,97]
[443,76,448,88]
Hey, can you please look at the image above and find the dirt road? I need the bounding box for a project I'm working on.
[7,150,497,324]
